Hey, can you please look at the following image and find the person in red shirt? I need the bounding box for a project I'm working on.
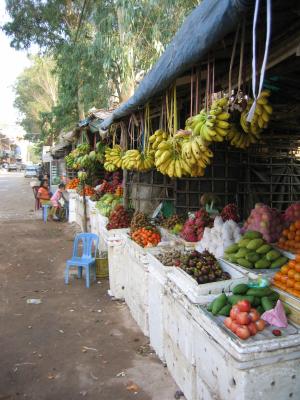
[37,179,51,205]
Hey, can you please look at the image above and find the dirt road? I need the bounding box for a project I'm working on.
[0,171,179,400]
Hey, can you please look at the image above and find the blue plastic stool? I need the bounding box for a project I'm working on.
[65,233,99,288]
[42,204,51,223]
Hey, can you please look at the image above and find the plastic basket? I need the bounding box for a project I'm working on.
[95,258,109,278]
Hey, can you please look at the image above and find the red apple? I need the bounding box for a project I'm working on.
[249,308,260,322]
[236,325,251,340]
[248,322,258,336]
[237,300,251,313]
[236,311,251,326]
[230,305,239,320]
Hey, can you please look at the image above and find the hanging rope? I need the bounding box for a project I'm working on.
[228,22,241,98]
[247,0,272,122]
[190,67,194,117]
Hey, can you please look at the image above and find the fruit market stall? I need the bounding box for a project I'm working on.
[62,1,300,399]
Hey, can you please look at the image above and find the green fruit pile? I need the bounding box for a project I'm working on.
[223,230,288,269]
[207,284,290,317]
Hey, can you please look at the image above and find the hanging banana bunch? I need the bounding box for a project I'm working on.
[104,145,123,172]
[149,129,168,150]
[240,89,272,134]
[185,97,231,143]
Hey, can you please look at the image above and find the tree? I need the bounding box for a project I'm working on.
[14,55,58,143]
[4,0,200,144]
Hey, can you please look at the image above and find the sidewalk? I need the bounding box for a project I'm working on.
[0,173,179,400]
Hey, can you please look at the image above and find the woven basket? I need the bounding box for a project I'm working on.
[95,258,109,278]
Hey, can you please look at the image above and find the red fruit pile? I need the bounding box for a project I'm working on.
[107,205,132,230]
[224,300,266,340]
[221,203,240,222]
[180,209,213,242]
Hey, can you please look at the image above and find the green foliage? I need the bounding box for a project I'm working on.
[5,0,200,145]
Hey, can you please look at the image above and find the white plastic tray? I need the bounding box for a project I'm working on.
[167,259,248,303]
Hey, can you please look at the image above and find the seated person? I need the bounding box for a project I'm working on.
[37,179,51,206]
[51,183,66,221]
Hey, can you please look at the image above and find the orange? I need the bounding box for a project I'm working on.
[274,272,282,281]
[281,265,289,274]
[294,282,300,291]
[294,290,300,298]
[294,272,300,282]
[290,223,296,232]
[288,269,296,278]
[283,229,289,237]
[287,279,295,288]
[295,254,300,262]
[289,260,296,268]
[286,287,295,295]
[295,264,300,272]
[281,275,289,284]
[288,232,295,240]
[295,221,300,229]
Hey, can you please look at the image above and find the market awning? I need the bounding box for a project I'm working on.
[100,0,252,130]
[51,130,77,156]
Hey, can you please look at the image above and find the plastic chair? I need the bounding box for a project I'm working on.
[65,233,99,288]
[32,186,41,211]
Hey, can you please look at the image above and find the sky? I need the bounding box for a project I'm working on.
[0,0,31,138]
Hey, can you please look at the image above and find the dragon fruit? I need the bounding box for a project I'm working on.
[221,203,240,222]
[180,209,213,242]
[243,203,284,243]
[283,203,300,225]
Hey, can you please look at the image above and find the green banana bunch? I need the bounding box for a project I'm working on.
[185,97,231,143]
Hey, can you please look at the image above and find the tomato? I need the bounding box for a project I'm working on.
[236,300,251,313]
[248,322,258,336]
[249,308,260,322]
[236,311,251,326]
[235,325,251,340]
[224,317,232,330]
[255,319,266,331]
[230,305,239,320]
[230,321,240,333]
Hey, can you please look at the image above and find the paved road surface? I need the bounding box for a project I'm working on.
[0,172,180,400]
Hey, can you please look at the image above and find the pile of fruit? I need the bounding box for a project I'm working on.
[96,193,122,217]
[115,185,123,197]
[178,250,230,284]
[273,257,300,298]
[161,214,185,233]
[131,227,161,247]
[221,203,239,223]
[283,203,300,225]
[155,250,182,266]
[243,203,284,243]
[277,220,300,252]
[77,185,95,197]
[66,177,80,189]
[180,209,213,242]
[107,205,132,230]
[200,216,241,258]
[224,230,288,269]
[89,192,102,202]
[130,211,151,233]
[208,283,284,340]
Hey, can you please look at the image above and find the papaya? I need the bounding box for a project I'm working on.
[243,231,263,239]
[261,296,275,312]
[247,287,273,298]
[255,258,271,269]
[235,248,251,258]
[228,295,255,305]
[256,244,272,254]
[212,293,228,315]
[246,252,261,263]
[218,304,232,317]
[266,250,281,261]
[232,283,249,295]
[238,238,252,248]
[225,243,239,254]
[271,256,288,269]
[237,258,253,269]
[246,238,265,250]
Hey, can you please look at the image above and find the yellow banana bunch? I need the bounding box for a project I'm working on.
[240,90,272,135]
[154,138,185,178]
[122,149,154,171]
[149,129,168,150]
[104,145,123,171]
[181,136,213,169]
